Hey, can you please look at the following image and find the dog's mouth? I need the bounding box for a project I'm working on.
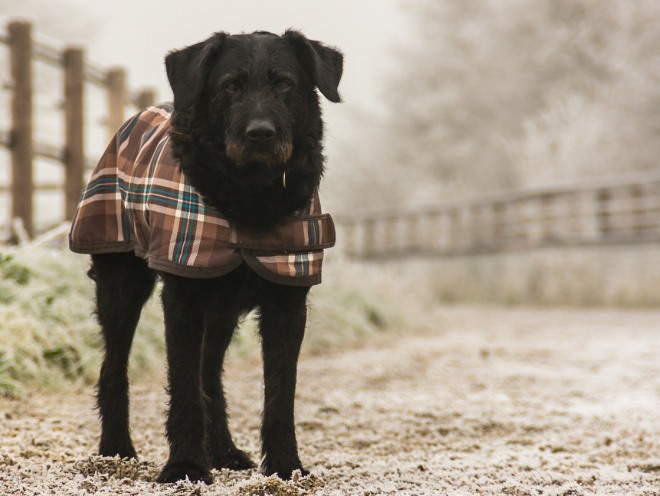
[225,140,293,167]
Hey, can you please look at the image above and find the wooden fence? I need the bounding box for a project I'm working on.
[0,20,157,239]
[339,172,660,259]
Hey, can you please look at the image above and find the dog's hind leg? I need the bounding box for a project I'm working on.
[202,307,256,470]
[91,252,156,459]
[258,283,310,479]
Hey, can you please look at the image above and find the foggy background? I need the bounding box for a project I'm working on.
[2,0,659,218]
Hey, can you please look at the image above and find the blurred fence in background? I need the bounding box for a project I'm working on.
[0,20,156,241]
[339,172,660,259]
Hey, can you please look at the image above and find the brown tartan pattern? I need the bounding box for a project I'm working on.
[69,103,335,285]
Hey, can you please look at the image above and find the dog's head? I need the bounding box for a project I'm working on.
[165,30,343,169]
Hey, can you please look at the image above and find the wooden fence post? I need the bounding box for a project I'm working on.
[63,47,85,220]
[343,221,356,256]
[107,67,126,138]
[540,193,555,242]
[448,207,460,252]
[384,216,397,254]
[509,200,527,246]
[406,214,419,252]
[596,189,611,239]
[469,204,482,249]
[364,218,375,257]
[9,21,34,238]
[568,192,582,242]
[629,185,644,238]
[426,211,440,253]
[135,88,156,109]
[492,202,505,247]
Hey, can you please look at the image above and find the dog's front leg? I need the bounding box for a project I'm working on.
[157,275,212,484]
[258,283,310,479]
[202,307,256,470]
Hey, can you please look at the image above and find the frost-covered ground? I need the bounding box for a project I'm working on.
[1,305,659,495]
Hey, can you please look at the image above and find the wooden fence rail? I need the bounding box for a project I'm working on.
[0,20,157,239]
[338,172,660,259]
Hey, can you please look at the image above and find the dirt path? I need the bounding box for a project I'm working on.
[1,306,659,495]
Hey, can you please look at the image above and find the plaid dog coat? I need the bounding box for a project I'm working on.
[69,104,335,286]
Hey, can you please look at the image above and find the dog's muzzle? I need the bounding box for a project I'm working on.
[246,119,276,142]
[226,118,293,166]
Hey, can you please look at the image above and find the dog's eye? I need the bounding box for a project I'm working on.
[275,79,293,93]
[224,81,241,94]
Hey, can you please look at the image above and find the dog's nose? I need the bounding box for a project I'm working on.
[246,119,276,142]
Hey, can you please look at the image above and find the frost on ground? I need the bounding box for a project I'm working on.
[1,306,659,495]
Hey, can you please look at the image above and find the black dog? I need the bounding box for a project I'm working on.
[89,30,342,484]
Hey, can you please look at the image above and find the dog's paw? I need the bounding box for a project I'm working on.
[99,442,137,460]
[211,448,256,471]
[156,461,213,484]
[261,457,309,480]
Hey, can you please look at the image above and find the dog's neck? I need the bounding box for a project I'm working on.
[169,111,324,231]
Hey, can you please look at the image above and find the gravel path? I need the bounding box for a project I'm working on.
[1,306,659,495]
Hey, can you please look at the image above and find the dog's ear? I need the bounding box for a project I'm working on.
[285,30,343,103]
[165,32,228,110]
